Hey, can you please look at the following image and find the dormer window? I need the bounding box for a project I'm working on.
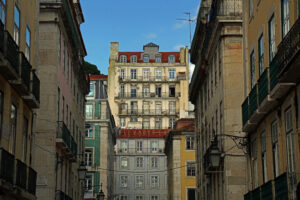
[168,55,175,63]
[143,55,149,63]
[120,55,127,63]
[155,55,161,63]
[130,55,137,63]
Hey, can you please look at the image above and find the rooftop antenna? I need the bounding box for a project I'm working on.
[177,12,196,46]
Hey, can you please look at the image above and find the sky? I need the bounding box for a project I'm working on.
[80,0,200,75]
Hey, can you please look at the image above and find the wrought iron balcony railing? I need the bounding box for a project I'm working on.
[28,167,37,195]
[6,31,19,73]
[0,148,15,184]
[119,76,180,82]
[16,159,27,190]
[32,70,40,102]
[57,121,77,160]
[119,109,179,116]
[56,190,73,200]
[117,148,164,154]
[116,92,180,99]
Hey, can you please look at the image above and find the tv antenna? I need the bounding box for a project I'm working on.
[176,12,196,46]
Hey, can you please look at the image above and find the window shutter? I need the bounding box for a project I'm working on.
[95,102,100,117]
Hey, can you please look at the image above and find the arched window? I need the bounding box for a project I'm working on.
[168,55,175,63]
[143,54,149,62]
[155,55,161,62]
[120,55,127,63]
[130,55,137,63]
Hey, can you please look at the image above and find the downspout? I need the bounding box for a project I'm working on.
[55,153,58,200]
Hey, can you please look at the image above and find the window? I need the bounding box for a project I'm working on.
[143,54,149,62]
[120,196,128,200]
[85,174,93,191]
[258,34,264,76]
[281,0,290,38]
[169,118,176,129]
[151,157,158,168]
[136,195,143,200]
[135,176,144,188]
[131,69,137,80]
[84,149,93,166]
[155,69,162,81]
[121,140,128,152]
[0,91,3,137]
[85,124,93,138]
[136,141,143,152]
[250,50,255,88]
[9,104,17,154]
[169,86,175,97]
[169,69,175,80]
[130,117,137,122]
[186,136,195,150]
[285,107,296,174]
[130,101,137,114]
[120,85,124,97]
[85,104,93,118]
[25,27,31,60]
[186,162,196,176]
[143,69,150,81]
[14,5,20,45]
[130,55,137,63]
[22,117,28,162]
[143,86,149,97]
[0,0,6,24]
[87,83,94,97]
[120,157,128,168]
[155,102,162,115]
[249,0,253,18]
[269,15,276,63]
[120,69,125,80]
[150,176,159,188]
[120,176,128,187]
[136,157,143,168]
[151,141,158,152]
[252,139,258,187]
[155,55,161,62]
[120,55,127,63]
[143,117,150,129]
[120,117,125,128]
[143,102,150,115]
[131,86,137,97]
[151,196,159,200]
[155,85,161,97]
[271,120,280,177]
[169,101,176,114]
[168,55,175,63]
[155,118,162,129]
[120,103,127,114]
[261,131,267,183]
[187,188,196,200]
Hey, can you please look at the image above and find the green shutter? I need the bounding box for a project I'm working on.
[94,125,100,166]
[94,172,100,194]
[95,102,100,117]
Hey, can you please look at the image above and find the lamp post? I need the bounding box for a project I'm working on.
[209,137,221,168]
[97,183,105,200]
[78,161,87,180]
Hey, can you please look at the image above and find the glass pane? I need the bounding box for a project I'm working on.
[14,6,19,27]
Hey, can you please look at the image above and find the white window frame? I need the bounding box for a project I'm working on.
[120,140,128,152]
[150,175,159,188]
[186,136,195,150]
[85,104,93,118]
[136,141,143,153]
[151,141,158,152]
[271,120,280,177]
[85,124,93,138]
[120,176,128,187]
[169,69,175,80]
[85,174,93,191]
[84,148,93,166]
[130,55,137,63]
[151,157,158,168]
[186,162,196,176]
[120,157,128,168]
[168,55,175,63]
[143,69,150,81]
[269,15,276,62]
[120,69,125,80]
[143,54,149,62]
[120,117,125,128]
[281,0,290,37]
[120,55,127,63]
[25,27,31,60]
[285,107,296,174]
[14,5,20,45]
[131,69,137,80]
[136,157,144,168]
[155,55,161,62]
[135,175,144,188]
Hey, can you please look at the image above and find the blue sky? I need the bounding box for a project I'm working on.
[80,0,200,75]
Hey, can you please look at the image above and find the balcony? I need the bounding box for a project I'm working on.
[0,148,15,184]
[56,122,77,161]
[117,148,164,154]
[23,70,40,108]
[0,148,37,198]
[119,76,180,83]
[119,109,179,116]
[56,190,73,200]
[116,92,181,99]
[275,173,288,199]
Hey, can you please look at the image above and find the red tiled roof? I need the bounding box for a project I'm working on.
[175,118,195,131]
[118,129,170,138]
[88,75,108,80]
[118,52,180,63]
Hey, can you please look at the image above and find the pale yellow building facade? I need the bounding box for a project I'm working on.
[108,42,190,129]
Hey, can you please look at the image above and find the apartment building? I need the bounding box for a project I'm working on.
[108,42,190,129]
[114,129,169,200]
[84,75,117,199]
[165,119,196,200]
[242,0,300,199]
[0,0,40,199]
[189,0,247,199]
[33,0,89,200]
